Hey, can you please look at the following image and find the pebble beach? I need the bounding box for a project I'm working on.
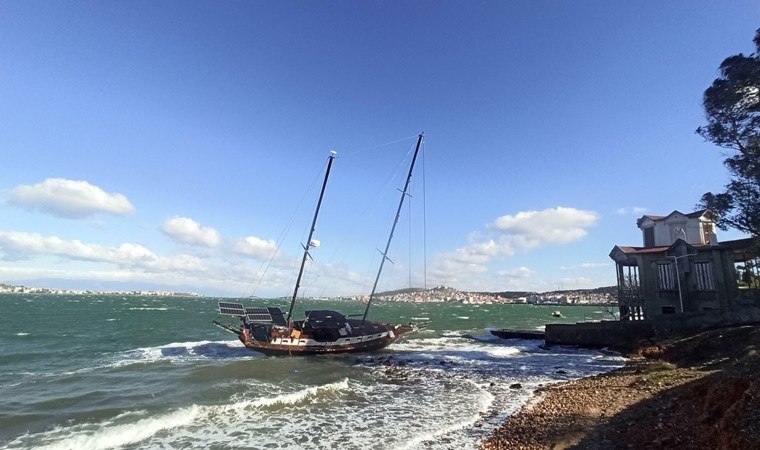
[480,325,760,449]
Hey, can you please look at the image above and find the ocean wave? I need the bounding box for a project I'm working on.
[229,378,350,410]
[4,380,352,450]
[6,405,202,450]
[400,379,494,449]
[110,339,255,368]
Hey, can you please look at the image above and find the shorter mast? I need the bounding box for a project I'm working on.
[286,151,336,323]
[362,133,424,323]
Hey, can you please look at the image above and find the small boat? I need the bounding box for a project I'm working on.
[213,135,425,355]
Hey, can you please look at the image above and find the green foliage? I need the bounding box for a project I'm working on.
[643,362,678,386]
[696,28,760,238]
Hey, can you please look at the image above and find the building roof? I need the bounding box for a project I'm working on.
[609,237,757,265]
[636,209,711,227]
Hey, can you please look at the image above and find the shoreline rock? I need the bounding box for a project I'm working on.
[479,325,760,449]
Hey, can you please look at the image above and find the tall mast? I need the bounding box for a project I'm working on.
[286,151,336,323]
[362,133,424,323]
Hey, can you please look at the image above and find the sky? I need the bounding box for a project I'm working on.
[1,1,758,297]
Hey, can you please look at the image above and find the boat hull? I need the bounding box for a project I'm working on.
[241,322,415,356]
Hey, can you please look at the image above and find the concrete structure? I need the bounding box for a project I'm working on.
[545,307,760,350]
[542,210,759,350]
[608,209,759,321]
[636,210,718,248]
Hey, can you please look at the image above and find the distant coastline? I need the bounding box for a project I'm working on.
[0,282,617,306]
[0,283,200,298]
[366,285,617,306]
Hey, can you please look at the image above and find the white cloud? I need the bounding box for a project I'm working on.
[0,206,607,296]
[489,207,599,247]
[8,178,135,218]
[560,262,611,270]
[0,231,202,272]
[427,207,599,288]
[555,276,596,289]
[232,235,278,259]
[498,267,535,278]
[162,216,221,247]
[616,206,647,215]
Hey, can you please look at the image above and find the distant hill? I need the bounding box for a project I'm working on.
[379,285,617,299]
[375,287,427,297]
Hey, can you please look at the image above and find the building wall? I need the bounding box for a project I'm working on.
[644,214,707,247]
[545,306,760,349]
[635,248,739,319]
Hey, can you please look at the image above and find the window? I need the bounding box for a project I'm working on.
[657,263,675,290]
[702,222,714,244]
[662,306,676,314]
[695,261,715,290]
[643,227,655,247]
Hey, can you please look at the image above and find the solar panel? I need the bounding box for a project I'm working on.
[269,308,287,326]
[247,313,273,323]
[246,307,273,322]
[218,302,245,316]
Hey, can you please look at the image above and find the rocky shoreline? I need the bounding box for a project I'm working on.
[480,325,760,449]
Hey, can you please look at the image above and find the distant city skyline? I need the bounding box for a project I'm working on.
[1,2,757,297]
[0,281,615,304]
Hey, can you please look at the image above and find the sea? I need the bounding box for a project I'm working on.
[0,294,625,450]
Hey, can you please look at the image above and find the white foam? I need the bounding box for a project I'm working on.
[399,379,494,449]
[7,380,353,450]
[232,378,350,409]
[9,405,201,450]
[485,346,521,357]
[99,339,253,370]
[15,332,29,336]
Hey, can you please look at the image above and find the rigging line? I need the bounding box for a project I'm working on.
[340,134,419,157]
[422,140,427,290]
[317,141,416,291]
[359,141,419,290]
[362,133,423,322]
[408,183,412,289]
[244,157,331,298]
[403,141,427,290]
[299,271,320,301]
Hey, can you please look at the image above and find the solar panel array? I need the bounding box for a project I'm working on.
[218,302,245,316]
[246,307,273,323]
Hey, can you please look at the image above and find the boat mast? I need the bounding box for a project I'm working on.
[286,151,336,323]
[362,133,424,323]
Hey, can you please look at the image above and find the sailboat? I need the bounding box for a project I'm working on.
[212,134,425,355]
